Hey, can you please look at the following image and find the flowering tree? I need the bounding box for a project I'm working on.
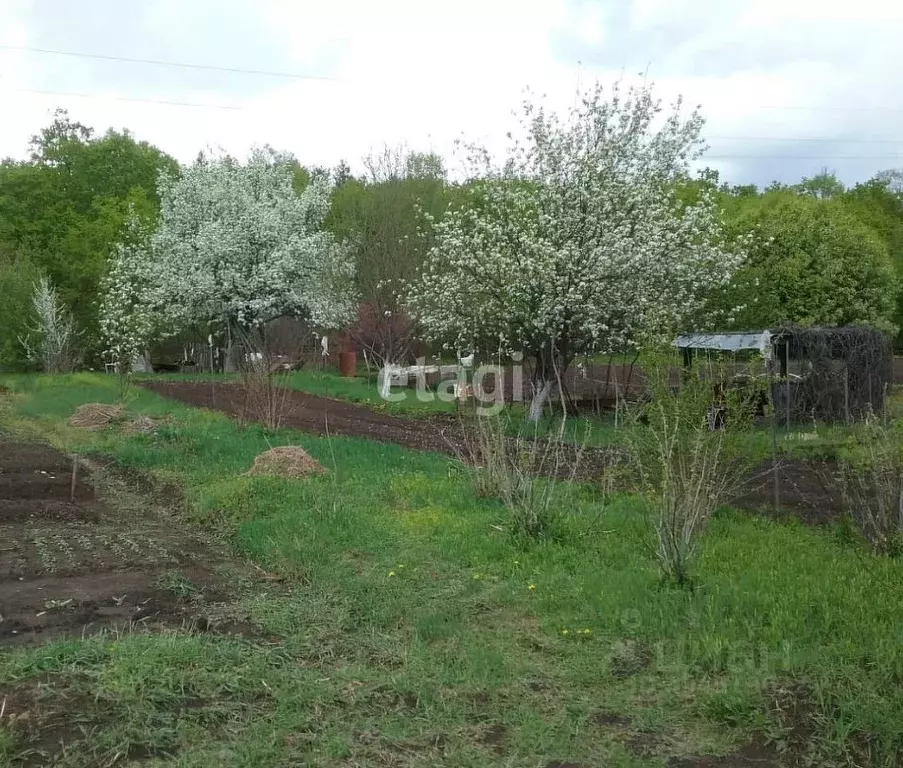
[150,148,355,360]
[98,215,157,375]
[407,82,744,419]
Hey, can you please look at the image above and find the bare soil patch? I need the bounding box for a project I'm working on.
[0,471,94,502]
[667,737,781,767]
[733,459,845,525]
[142,379,460,454]
[0,437,244,648]
[0,499,101,523]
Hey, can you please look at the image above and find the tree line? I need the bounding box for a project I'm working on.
[1,98,902,385]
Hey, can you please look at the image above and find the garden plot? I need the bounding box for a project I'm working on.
[144,380,847,525]
[0,437,234,646]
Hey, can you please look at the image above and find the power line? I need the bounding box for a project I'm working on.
[711,135,903,144]
[706,155,903,160]
[7,86,241,110]
[756,104,903,114]
[0,43,337,82]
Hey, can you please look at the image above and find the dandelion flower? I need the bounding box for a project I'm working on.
[528,584,536,591]
[388,571,396,577]
[562,629,569,636]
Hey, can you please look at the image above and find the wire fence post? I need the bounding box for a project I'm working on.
[784,340,791,431]
[844,366,850,425]
[769,358,780,513]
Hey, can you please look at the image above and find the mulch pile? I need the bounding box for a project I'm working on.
[68,403,124,430]
[122,416,159,435]
[245,446,326,478]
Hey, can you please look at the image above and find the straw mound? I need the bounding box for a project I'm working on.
[68,403,125,430]
[123,416,159,435]
[245,446,326,478]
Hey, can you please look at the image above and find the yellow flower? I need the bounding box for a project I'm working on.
[582,628,592,635]
[472,573,481,580]
[562,629,569,636]
[513,560,520,565]
[388,571,396,577]
[528,584,536,591]
[398,564,405,569]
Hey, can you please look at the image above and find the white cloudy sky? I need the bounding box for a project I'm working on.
[1,0,901,186]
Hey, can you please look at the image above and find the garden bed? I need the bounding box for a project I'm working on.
[0,437,239,647]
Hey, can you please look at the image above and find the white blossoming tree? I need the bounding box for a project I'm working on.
[407,82,744,420]
[149,148,355,365]
[99,215,157,377]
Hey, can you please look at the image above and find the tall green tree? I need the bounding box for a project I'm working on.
[0,110,177,362]
[325,151,456,363]
[0,247,42,370]
[718,189,898,334]
[842,175,903,340]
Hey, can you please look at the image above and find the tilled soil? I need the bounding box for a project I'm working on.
[142,379,464,454]
[143,380,847,525]
[0,437,237,647]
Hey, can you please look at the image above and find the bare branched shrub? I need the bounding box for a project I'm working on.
[235,325,291,430]
[625,352,764,585]
[349,299,417,369]
[455,411,585,539]
[836,410,903,555]
[18,277,78,373]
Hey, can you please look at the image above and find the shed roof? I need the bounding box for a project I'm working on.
[673,331,773,356]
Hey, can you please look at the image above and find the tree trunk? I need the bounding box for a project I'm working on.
[527,378,552,422]
[224,324,237,372]
[131,352,153,373]
[224,342,237,372]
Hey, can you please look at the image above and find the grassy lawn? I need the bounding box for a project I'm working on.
[1,374,902,766]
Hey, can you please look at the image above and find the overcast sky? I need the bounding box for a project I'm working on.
[1,0,901,187]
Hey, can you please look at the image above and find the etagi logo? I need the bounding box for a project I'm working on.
[377,353,525,416]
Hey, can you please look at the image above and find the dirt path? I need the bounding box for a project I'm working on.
[0,437,240,646]
[142,380,846,525]
[142,379,465,454]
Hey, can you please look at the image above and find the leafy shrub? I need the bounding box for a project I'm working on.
[456,411,585,539]
[625,352,765,584]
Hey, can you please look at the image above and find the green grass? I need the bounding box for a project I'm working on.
[1,374,902,766]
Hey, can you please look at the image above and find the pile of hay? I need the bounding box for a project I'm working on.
[245,446,326,478]
[123,416,159,435]
[68,403,124,430]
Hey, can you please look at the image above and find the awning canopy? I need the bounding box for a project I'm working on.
[673,331,773,358]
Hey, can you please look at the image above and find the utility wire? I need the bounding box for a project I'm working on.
[7,86,241,110]
[756,104,903,114]
[0,43,337,82]
[710,135,903,144]
[3,45,902,118]
[706,155,903,160]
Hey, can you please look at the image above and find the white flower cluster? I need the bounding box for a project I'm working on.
[99,215,156,368]
[100,148,356,365]
[407,82,744,368]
